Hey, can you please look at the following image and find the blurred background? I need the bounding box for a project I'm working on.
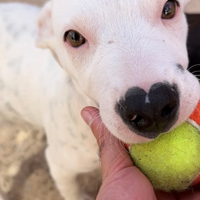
[0,0,46,6]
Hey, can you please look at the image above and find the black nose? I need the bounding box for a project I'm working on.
[115,82,179,139]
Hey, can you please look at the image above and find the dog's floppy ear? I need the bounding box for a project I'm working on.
[36,1,55,49]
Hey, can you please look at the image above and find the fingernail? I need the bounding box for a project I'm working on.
[81,110,93,126]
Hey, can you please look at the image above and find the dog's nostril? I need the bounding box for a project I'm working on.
[130,115,149,128]
[161,104,176,118]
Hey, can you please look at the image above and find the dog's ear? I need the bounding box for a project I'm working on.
[36,1,55,49]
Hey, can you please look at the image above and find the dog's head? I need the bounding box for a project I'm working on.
[37,0,200,143]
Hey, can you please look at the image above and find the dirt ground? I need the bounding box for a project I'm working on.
[0,0,46,6]
[0,0,199,200]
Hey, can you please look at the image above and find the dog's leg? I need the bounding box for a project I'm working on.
[46,148,80,200]
[42,92,99,200]
[46,147,93,200]
[45,141,99,200]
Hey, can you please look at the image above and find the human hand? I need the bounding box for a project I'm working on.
[81,106,200,200]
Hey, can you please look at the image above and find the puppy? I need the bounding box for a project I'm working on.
[0,0,199,199]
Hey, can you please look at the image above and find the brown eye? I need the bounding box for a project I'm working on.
[64,30,86,47]
[162,0,179,19]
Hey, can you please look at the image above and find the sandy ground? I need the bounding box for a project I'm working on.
[0,0,199,200]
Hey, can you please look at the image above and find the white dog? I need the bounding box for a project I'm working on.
[0,0,199,199]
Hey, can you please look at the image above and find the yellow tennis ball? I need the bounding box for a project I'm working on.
[129,122,200,191]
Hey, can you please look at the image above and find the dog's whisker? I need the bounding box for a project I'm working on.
[194,106,200,116]
[196,77,200,81]
[88,114,101,128]
[188,64,200,71]
[189,70,200,75]
[97,122,125,159]
[118,139,130,156]
[114,140,127,160]
[118,101,126,112]
[98,125,115,156]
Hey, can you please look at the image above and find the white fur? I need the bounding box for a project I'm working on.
[0,0,199,199]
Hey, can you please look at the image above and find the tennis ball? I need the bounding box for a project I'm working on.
[129,122,200,191]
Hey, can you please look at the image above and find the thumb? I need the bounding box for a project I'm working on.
[81,106,133,180]
[81,107,157,200]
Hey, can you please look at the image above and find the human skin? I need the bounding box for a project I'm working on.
[81,106,200,200]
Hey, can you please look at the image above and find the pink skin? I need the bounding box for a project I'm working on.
[81,106,200,200]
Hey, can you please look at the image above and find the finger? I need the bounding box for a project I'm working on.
[81,107,157,200]
[81,106,133,178]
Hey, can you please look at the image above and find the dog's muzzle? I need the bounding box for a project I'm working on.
[115,82,180,139]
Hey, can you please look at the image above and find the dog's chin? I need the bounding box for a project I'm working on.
[110,125,153,144]
[99,111,151,144]
[103,119,180,144]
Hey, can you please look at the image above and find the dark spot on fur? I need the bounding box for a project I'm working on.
[68,128,76,138]
[72,146,78,150]
[177,64,184,72]
[81,133,88,140]
[108,40,114,44]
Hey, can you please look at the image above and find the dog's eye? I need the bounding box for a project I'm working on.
[64,30,86,48]
[162,0,179,19]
